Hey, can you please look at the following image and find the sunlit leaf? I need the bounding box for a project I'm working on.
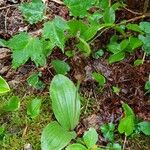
[0,76,10,94]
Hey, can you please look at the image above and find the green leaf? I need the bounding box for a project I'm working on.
[64,0,95,17]
[138,121,150,135]
[50,74,80,130]
[66,143,87,150]
[134,59,143,66]
[108,52,125,64]
[0,39,7,47]
[106,143,122,150]
[118,103,135,136]
[43,16,69,52]
[103,7,115,24]
[41,121,76,150]
[77,38,91,56]
[92,49,104,59]
[112,86,120,94]
[0,76,10,94]
[83,128,98,149]
[139,22,150,34]
[19,0,45,24]
[7,32,46,69]
[145,79,150,91]
[127,36,143,52]
[92,72,106,87]
[27,72,45,90]
[51,59,70,75]
[126,23,143,33]
[100,123,115,142]
[99,0,109,10]
[27,98,42,118]
[3,96,20,112]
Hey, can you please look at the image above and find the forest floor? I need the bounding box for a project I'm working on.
[0,0,150,150]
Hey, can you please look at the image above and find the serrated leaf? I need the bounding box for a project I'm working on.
[64,0,95,17]
[92,72,106,87]
[27,72,45,90]
[7,32,46,69]
[139,22,150,34]
[77,38,91,56]
[108,52,125,64]
[66,143,87,150]
[126,23,143,33]
[3,96,20,112]
[51,59,70,75]
[43,16,69,52]
[0,76,10,94]
[83,128,98,149]
[118,103,135,136]
[41,121,76,150]
[19,0,45,24]
[138,121,150,135]
[50,74,80,130]
[103,7,115,24]
[27,98,42,118]
[100,123,115,142]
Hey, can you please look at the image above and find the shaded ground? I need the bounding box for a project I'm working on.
[0,0,150,149]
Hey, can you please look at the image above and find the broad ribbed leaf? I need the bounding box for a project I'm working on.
[138,121,150,135]
[50,74,80,130]
[103,7,115,24]
[0,76,10,94]
[41,121,76,150]
[66,143,87,150]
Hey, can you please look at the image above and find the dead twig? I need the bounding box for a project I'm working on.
[124,7,142,15]
[0,4,18,11]
[51,0,64,5]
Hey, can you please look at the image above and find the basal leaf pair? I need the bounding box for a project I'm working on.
[41,75,81,150]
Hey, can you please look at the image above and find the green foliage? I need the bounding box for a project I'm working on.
[103,7,115,24]
[112,86,120,95]
[7,32,46,69]
[0,76,10,94]
[27,72,45,90]
[100,123,115,142]
[3,96,20,112]
[138,121,150,135]
[43,16,69,52]
[50,74,80,130]
[139,22,150,34]
[51,59,70,75]
[134,59,143,66]
[118,103,135,136]
[83,128,98,149]
[41,121,76,150]
[27,98,42,118]
[145,75,150,93]
[64,0,95,17]
[106,143,122,150]
[66,143,87,150]
[92,72,106,87]
[126,23,143,33]
[92,49,104,59]
[108,52,125,64]
[19,0,46,24]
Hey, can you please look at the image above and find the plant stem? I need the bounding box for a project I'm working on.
[123,135,127,150]
[143,0,149,14]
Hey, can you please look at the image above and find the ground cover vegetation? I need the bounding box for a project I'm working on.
[0,0,150,149]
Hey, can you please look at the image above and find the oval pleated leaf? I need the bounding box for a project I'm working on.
[50,74,80,130]
[66,143,87,150]
[0,76,10,94]
[41,121,76,150]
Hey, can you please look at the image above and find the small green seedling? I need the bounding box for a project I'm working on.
[27,98,42,118]
[145,75,150,94]
[3,96,20,112]
[112,86,120,95]
[27,72,45,90]
[100,123,115,142]
[92,72,106,90]
[51,59,70,75]
[134,59,143,66]
[0,76,10,94]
